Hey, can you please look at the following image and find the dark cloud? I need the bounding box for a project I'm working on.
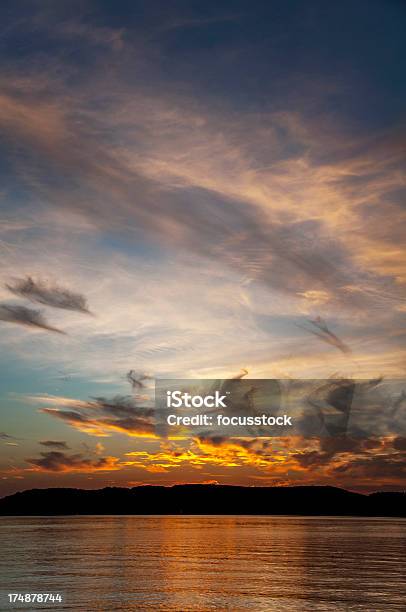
[0,431,16,440]
[126,370,152,391]
[26,450,120,472]
[196,435,228,447]
[292,436,386,469]
[6,277,91,314]
[319,437,367,455]
[392,436,406,451]
[39,440,69,449]
[305,379,355,436]
[196,435,274,456]
[0,303,65,334]
[391,391,406,417]
[41,395,157,437]
[292,449,331,468]
[332,454,406,480]
[301,377,396,438]
[299,317,351,354]
[41,409,89,425]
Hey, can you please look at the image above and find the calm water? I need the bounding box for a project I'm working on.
[0,516,405,611]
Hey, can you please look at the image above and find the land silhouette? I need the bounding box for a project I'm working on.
[0,485,404,516]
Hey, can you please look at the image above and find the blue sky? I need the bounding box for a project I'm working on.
[0,0,405,495]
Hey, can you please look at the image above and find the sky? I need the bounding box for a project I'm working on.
[0,0,405,496]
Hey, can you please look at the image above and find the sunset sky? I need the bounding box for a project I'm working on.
[0,0,405,496]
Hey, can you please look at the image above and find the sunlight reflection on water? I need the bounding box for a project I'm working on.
[1,516,405,611]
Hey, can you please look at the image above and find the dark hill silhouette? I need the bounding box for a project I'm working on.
[0,485,404,516]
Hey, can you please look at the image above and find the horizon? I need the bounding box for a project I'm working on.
[1,481,405,500]
[2,483,404,520]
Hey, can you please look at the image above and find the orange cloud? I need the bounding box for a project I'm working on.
[122,434,406,491]
[26,451,123,473]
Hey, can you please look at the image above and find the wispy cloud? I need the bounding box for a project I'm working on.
[39,440,70,450]
[126,370,153,391]
[26,450,122,473]
[0,304,65,334]
[298,317,351,354]
[6,277,91,314]
[2,70,404,313]
[37,394,157,438]
[0,432,15,440]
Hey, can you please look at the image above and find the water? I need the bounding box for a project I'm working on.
[0,516,405,611]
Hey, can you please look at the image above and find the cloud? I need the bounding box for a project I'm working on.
[26,450,122,473]
[190,433,406,490]
[291,437,373,469]
[37,394,158,438]
[392,436,406,451]
[55,20,125,52]
[123,438,276,472]
[0,432,16,440]
[0,55,404,382]
[290,434,406,489]
[0,7,404,315]
[391,391,406,418]
[332,454,406,481]
[232,368,249,379]
[298,317,351,354]
[6,277,91,314]
[21,386,406,489]
[2,68,404,313]
[126,370,153,391]
[39,440,70,450]
[0,304,65,334]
